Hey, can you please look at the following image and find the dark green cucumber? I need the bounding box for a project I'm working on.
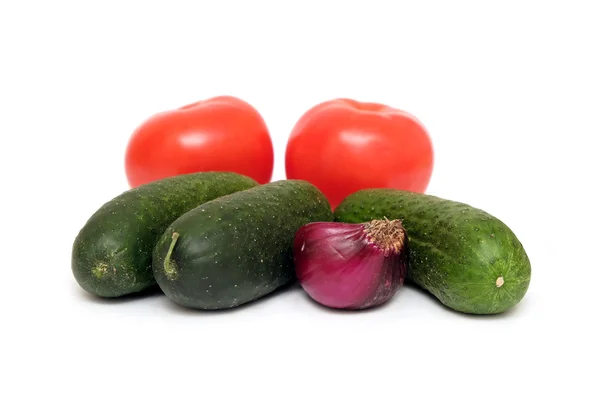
[71,172,258,298]
[334,189,531,314]
[153,180,333,310]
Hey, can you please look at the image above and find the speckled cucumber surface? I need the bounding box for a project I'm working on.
[153,180,333,310]
[71,172,258,298]
[334,189,531,314]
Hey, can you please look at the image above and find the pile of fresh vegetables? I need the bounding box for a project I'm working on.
[72,96,531,315]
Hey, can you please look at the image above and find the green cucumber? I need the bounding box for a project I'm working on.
[153,180,333,310]
[334,189,531,314]
[71,172,258,298]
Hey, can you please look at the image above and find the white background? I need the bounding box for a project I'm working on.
[1,1,598,406]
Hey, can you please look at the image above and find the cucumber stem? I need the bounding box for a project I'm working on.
[164,232,180,279]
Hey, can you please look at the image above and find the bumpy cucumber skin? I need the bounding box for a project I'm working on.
[334,189,531,314]
[153,180,333,310]
[71,172,258,298]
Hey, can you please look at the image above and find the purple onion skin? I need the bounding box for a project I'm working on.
[293,220,408,310]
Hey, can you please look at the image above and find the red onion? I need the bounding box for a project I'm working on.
[293,219,409,310]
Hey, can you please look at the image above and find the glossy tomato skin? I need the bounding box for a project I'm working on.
[125,96,274,188]
[285,98,434,209]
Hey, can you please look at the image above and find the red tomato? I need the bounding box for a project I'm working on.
[125,96,274,188]
[285,98,434,209]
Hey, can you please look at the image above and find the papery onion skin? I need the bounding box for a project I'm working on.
[293,220,408,310]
